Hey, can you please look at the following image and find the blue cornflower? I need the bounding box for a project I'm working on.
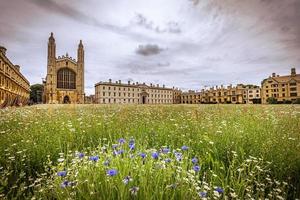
[118,149,124,154]
[139,153,146,159]
[57,171,67,177]
[122,176,133,184]
[152,152,159,159]
[191,157,198,164]
[175,152,182,161]
[89,155,99,162]
[162,148,170,154]
[193,165,201,172]
[165,158,172,163]
[181,145,189,151]
[118,138,126,144]
[112,144,118,149]
[129,186,139,196]
[215,187,224,193]
[107,169,118,177]
[129,143,135,151]
[199,191,207,198]
[78,152,85,159]
[60,180,69,188]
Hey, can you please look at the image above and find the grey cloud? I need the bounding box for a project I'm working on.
[133,13,181,34]
[136,44,164,56]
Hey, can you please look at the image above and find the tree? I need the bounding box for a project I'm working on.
[30,84,44,104]
[266,97,277,104]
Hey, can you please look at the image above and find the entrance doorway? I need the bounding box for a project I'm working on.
[63,96,70,104]
[142,96,146,104]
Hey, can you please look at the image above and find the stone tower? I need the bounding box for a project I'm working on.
[43,33,85,104]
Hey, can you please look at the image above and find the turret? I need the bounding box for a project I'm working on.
[77,40,84,63]
[77,40,85,103]
[48,32,56,62]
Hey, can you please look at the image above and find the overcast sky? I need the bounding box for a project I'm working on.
[1,0,299,94]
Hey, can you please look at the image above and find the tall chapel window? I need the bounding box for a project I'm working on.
[57,68,76,89]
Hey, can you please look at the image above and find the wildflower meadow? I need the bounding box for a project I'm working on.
[0,104,299,199]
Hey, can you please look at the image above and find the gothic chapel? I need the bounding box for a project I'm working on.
[43,33,85,103]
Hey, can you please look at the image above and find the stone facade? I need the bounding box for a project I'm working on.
[0,46,30,107]
[181,90,201,104]
[43,33,85,104]
[243,85,261,104]
[199,84,246,104]
[95,79,175,104]
[261,68,300,104]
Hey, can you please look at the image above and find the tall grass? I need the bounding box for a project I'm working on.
[0,104,299,199]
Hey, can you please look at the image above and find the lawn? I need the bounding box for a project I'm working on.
[0,104,299,199]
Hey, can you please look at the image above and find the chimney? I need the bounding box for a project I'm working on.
[0,46,7,55]
[109,79,112,83]
[272,73,276,77]
[163,84,165,88]
[157,84,159,87]
[136,82,138,85]
[119,80,121,84]
[150,83,152,87]
[14,65,20,71]
[128,80,130,85]
[291,68,296,76]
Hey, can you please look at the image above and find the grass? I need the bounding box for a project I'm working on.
[0,104,299,199]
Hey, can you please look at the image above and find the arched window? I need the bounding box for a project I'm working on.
[57,68,76,89]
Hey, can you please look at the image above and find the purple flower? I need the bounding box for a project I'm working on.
[199,191,207,198]
[193,165,201,172]
[107,169,118,177]
[152,152,159,159]
[165,158,172,163]
[139,153,146,159]
[77,152,85,158]
[162,148,170,154]
[122,176,133,184]
[215,187,224,193]
[181,145,189,151]
[112,144,118,149]
[175,152,182,161]
[57,171,67,177]
[89,155,99,162]
[191,157,198,164]
[129,143,135,151]
[118,138,126,144]
[118,149,124,154]
[60,180,69,188]
[129,186,139,196]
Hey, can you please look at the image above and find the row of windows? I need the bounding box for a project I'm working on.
[266,87,297,93]
[0,74,28,96]
[265,82,297,88]
[100,98,173,104]
[266,93,298,98]
[0,61,29,89]
[100,86,172,94]
[99,91,172,98]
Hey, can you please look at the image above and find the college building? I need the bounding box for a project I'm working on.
[0,46,30,107]
[43,33,85,104]
[95,79,177,104]
[180,84,261,104]
[261,68,299,104]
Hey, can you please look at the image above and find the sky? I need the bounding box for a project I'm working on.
[0,0,299,94]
